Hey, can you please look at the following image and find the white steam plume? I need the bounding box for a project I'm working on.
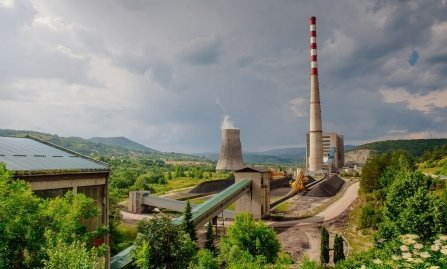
[221,115,237,129]
[216,98,237,129]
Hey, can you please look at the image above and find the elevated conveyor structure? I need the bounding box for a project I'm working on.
[111,179,251,269]
[141,194,235,219]
[172,178,251,227]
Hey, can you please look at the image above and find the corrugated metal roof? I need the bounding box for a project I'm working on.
[0,137,109,172]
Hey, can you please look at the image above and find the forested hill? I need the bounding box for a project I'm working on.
[353,138,447,157]
[89,136,159,154]
[0,129,199,160]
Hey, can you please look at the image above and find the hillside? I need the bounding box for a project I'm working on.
[89,137,159,154]
[0,129,199,161]
[352,138,447,157]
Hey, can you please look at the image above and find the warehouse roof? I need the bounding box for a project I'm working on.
[0,136,109,174]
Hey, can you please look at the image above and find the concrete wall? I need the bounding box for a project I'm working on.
[128,191,151,213]
[235,171,270,219]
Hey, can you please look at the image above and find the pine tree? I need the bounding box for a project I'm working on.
[333,234,345,263]
[320,227,330,264]
[205,219,216,254]
[183,200,197,241]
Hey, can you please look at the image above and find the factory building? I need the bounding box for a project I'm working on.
[0,136,109,241]
[216,128,245,171]
[306,132,344,170]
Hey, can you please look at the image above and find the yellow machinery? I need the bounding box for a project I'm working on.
[290,170,306,194]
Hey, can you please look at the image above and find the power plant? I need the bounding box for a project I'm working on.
[307,16,324,173]
[216,128,245,171]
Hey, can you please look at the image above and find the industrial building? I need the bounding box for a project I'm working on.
[216,128,245,171]
[0,136,109,240]
[306,132,344,170]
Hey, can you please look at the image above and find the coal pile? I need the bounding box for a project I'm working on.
[270,176,293,189]
[188,178,234,194]
[305,175,316,184]
[305,175,345,197]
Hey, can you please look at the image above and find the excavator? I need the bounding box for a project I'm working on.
[289,146,336,195]
[289,169,306,194]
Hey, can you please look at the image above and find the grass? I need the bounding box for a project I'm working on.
[272,201,290,213]
[151,177,217,194]
[111,222,138,255]
[341,198,375,253]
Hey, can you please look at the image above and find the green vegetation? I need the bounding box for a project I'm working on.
[419,143,447,176]
[134,216,197,269]
[352,138,447,157]
[333,234,345,264]
[205,219,217,254]
[324,147,447,268]
[0,164,106,268]
[182,200,197,242]
[320,227,330,265]
[44,239,102,269]
[219,213,282,265]
[133,213,293,269]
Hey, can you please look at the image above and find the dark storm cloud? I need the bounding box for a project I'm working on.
[1,0,446,152]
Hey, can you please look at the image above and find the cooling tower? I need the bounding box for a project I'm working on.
[308,16,323,173]
[216,128,245,171]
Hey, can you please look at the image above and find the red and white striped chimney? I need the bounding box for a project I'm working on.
[308,16,323,173]
[310,16,318,75]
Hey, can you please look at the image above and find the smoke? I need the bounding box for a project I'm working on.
[216,98,238,129]
[221,115,237,129]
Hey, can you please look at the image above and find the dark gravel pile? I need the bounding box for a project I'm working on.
[188,178,234,194]
[305,175,316,184]
[305,175,345,197]
[270,176,293,189]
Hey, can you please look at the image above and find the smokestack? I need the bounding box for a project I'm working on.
[308,16,323,173]
[216,128,245,171]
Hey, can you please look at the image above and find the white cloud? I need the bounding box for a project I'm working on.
[380,87,447,113]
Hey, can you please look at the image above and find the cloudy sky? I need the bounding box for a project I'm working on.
[1,0,447,153]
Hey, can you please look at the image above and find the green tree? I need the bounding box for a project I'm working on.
[44,239,102,269]
[189,249,219,269]
[395,188,446,242]
[183,200,197,241]
[205,219,216,254]
[0,164,44,268]
[333,234,345,263]
[219,213,280,265]
[0,164,104,268]
[134,216,197,269]
[320,227,329,265]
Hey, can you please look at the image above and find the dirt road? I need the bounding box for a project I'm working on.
[274,182,360,261]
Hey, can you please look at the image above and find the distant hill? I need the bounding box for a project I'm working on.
[0,129,199,161]
[352,139,447,157]
[196,148,307,165]
[89,137,159,154]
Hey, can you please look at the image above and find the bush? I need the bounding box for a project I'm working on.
[219,213,280,265]
[134,216,197,269]
[189,249,219,269]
